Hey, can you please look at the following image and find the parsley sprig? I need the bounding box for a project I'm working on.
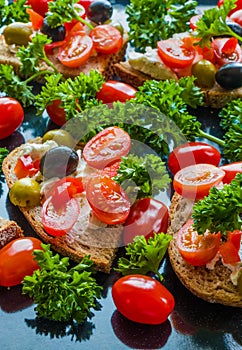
[126,0,197,52]
[0,0,29,27]
[22,244,102,323]
[114,154,170,200]
[192,173,242,235]
[194,0,242,47]
[115,233,172,281]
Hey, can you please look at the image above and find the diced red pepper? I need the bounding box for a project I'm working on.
[14,155,40,179]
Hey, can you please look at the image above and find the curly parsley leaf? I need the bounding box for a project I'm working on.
[0,148,9,174]
[0,64,35,106]
[126,0,197,51]
[194,0,242,47]
[192,173,242,235]
[115,233,172,281]
[114,154,170,200]
[22,244,102,323]
[0,0,29,27]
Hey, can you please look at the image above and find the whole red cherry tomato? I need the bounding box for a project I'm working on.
[96,80,137,104]
[168,142,221,176]
[27,0,50,17]
[123,198,169,245]
[219,162,242,183]
[0,237,42,287]
[46,99,67,126]
[0,97,24,140]
[112,274,175,324]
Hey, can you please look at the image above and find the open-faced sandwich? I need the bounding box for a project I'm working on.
[114,0,242,108]
[0,0,128,81]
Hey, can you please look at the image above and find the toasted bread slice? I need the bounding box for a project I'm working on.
[0,217,23,248]
[2,140,123,273]
[167,192,242,308]
[114,61,242,109]
[0,33,129,82]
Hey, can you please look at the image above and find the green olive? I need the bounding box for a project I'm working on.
[191,59,217,88]
[9,178,40,207]
[3,22,33,46]
[237,269,242,296]
[42,129,76,148]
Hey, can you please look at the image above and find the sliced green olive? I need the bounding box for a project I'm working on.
[192,59,217,88]
[42,129,76,148]
[9,178,40,207]
[3,22,33,46]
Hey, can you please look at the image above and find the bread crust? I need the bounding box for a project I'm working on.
[2,140,123,273]
[114,61,242,109]
[168,192,242,307]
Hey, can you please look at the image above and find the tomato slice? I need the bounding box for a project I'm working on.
[14,155,40,179]
[212,38,242,66]
[123,198,169,245]
[83,126,131,169]
[85,174,130,225]
[173,164,225,201]
[96,80,137,104]
[89,24,123,54]
[58,33,93,68]
[168,142,221,176]
[177,219,221,266]
[157,38,196,69]
[42,196,80,236]
[219,161,242,184]
[219,240,241,264]
[101,159,121,178]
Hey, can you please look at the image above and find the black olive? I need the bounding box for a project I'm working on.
[226,20,242,44]
[215,63,242,90]
[40,146,79,179]
[87,0,113,24]
[40,18,66,42]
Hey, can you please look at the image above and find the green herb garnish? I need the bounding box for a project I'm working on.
[22,244,102,323]
[0,0,29,27]
[115,233,172,281]
[192,173,242,235]
[0,148,9,174]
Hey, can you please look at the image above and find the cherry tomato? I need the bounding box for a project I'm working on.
[14,155,40,179]
[58,33,93,68]
[78,0,94,12]
[44,40,66,55]
[96,80,137,103]
[42,196,80,236]
[173,164,225,201]
[227,230,242,251]
[90,24,123,54]
[230,9,242,26]
[219,162,242,183]
[219,230,241,264]
[189,14,202,30]
[112,275,175,325]
[85,174,130,225]
[218,0,242,15]
[123,198,169,245]
[46,99,67,126]
[101,159,121,178]
[0,237,42,287]
[168,142,221,176]
[83,126,131,169]
[26,8,44,30]
[27,0,50,17]
[212,38,242,66]
[0,97,24,140]
[176,219,221,266]
[157,38,196,69]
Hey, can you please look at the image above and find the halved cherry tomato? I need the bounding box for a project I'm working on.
[101,159,121,178]
[42,196,80,236]
[189,14,202,30]
[112,274,175,324]
[230,9,242,26]
[177,219,221,266]
[58,33,93,68]
[90,24,123,54]
[85,174,130,225]
[173,164,225,201]
[83,126,131,169]
[44,40,66,55]
[96,80,137,103]
[212,38,242,66]
[26,8,44,30]
[219,161,242,184]
[168,142,221,176]
[46,99,67,126]
[14,154,40,179]
[123,198,169,245]
[0,237,42,287]
[218,0,242,15]
[219,230,241,264]
[157,38,196,69]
